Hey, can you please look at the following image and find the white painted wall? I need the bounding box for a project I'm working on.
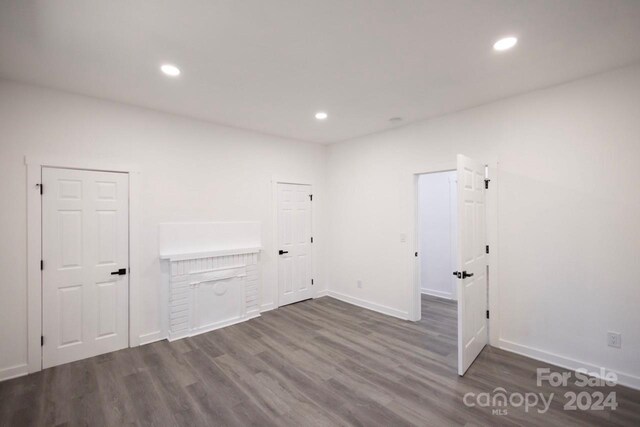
[418,171,457,300]
[2,64,639,389]
[326,64,640,388]
[0,80,327,380]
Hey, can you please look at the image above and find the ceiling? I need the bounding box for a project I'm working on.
[1,1,640,144]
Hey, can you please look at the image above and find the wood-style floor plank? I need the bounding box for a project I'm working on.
[1,295,638,426]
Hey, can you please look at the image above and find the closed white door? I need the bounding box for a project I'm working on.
[456,154,488,375]
[277,183,313,306]
[42,167,129,368]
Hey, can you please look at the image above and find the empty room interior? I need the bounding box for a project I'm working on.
[1,1,640,425]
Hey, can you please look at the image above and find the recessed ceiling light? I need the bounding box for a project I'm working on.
[160,64,181,77]
[493,37,518,51]
[315,111,328,120]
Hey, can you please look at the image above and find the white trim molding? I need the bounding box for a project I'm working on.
[138,331,164,346]
[327,291,409,320]
[0,364,29,382]
[25,156,143,375]
[486,163,500,347]
[26,160,42,374]
[499,339,640,391]
[421,289,454,300]
[260,302,276,313]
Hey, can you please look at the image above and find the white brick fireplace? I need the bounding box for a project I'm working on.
[159,222,261,341]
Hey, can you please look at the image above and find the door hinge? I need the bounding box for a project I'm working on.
[486,245,489,254]
[309,194,313,201]
[310,237,314,243]
[311,279,314,285]
[40,260,44,270]
[484,179,490,189]
[36,183,43,195]
[486,310,490,319]
[414,252,418,257]
[41,336,44,346]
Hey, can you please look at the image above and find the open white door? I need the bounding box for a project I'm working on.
[456,154,488,375]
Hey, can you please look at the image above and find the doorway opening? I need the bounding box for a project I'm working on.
[417,170,458,302]
[416,170,459,372]
[412,155,490,376]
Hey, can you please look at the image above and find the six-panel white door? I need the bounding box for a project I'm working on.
[456,154,488,376]
[277,183,313,306]
[42,167,129,368]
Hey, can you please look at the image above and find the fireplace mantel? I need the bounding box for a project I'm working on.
[160,246,261,262]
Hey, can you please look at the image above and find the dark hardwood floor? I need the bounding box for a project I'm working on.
[1,295,638,426]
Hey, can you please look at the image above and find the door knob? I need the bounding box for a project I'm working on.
[462,271,474,278]
[278,250,289,255]
[110,268,127,276]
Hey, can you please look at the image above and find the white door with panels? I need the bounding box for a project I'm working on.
[455,154,488,375]
[277,183,313,306]
[42,167,129,368]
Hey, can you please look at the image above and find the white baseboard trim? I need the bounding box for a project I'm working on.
[327,291,408,320]
[138,330,164,345]
[0,363,29,382]
[260,302,275,313]
[421,289,454,300]
[315,289,328,298]
[499,339,640,391]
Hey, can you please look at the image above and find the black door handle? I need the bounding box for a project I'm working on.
[278,250,289,255]
[111,268,127,276]
[453,271,460,277]
[462,271,474,278]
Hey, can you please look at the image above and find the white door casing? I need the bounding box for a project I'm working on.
[456,154,488,375]
[42,167,129,368]
[448,174,459,301]
[277,183,313,306]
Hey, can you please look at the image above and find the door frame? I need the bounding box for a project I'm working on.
[271,176,315,309]
[26,156,142,374]
[408,158,500,348]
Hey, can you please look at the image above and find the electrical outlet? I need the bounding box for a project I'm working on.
[357,280,362,289]
[607,332,622,349]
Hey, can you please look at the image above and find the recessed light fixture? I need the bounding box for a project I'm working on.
[160,64,181,77]
[315,111,328,120]
[493,36,518,51]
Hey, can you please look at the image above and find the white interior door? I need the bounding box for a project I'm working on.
[277,183,313,306]
[456,154,488,375]
[42,167,129,368]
